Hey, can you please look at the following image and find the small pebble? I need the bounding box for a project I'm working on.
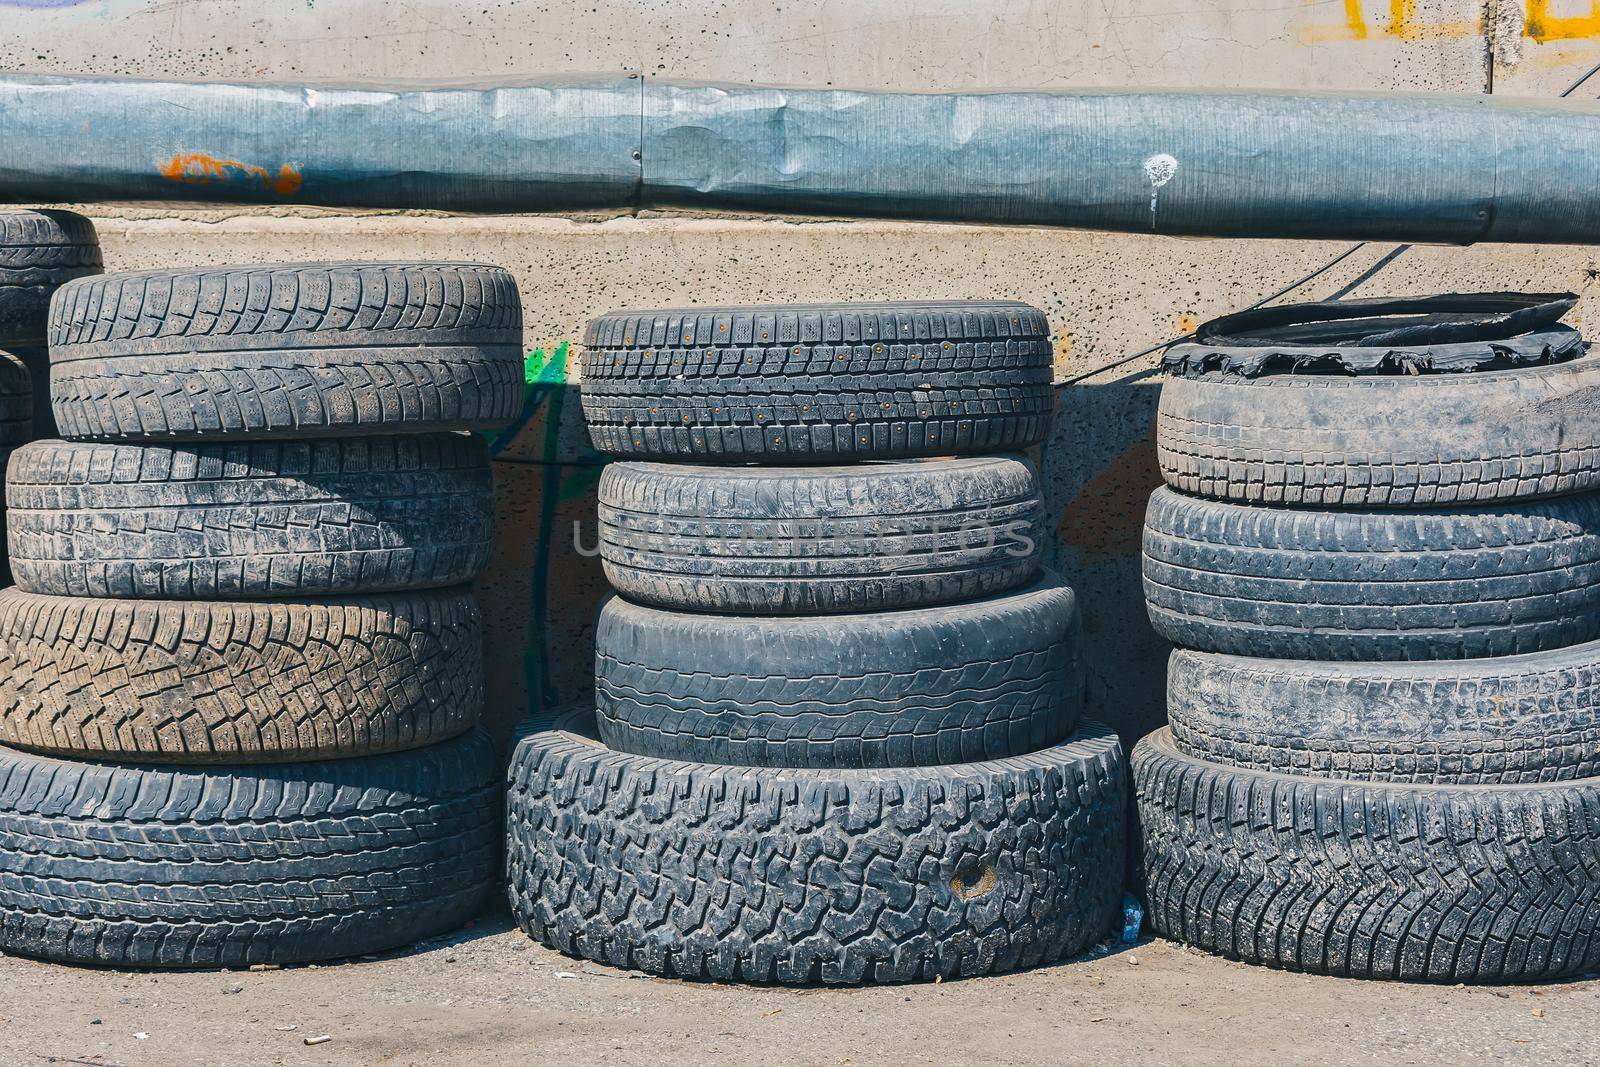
[223,985,244,995]
[1127,956,1140,966]
[1532,1008,1545,1019]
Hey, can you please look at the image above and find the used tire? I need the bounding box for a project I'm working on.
[1158,343,1600,509]
[0,351,32,445]
[48,263,523,441]
[595,575,1083,768]
[0,729,499,967]
[0,587,483,763]
[1142,486,1600,660]
[6,434,493,599]
[507,707,1125,984]
[580,301,1055,461]
[1134,728,1600,982]
[0,210,101,346]
[598,455,1043,614]
[1167,644,1600,784]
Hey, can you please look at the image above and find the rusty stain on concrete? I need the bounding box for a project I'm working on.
[159,153,303,196]
[1056,424,1163,562]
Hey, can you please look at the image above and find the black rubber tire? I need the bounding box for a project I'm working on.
[598,455,1043,614]
[0,728,499,968]
[580,301,1055,461]
[1157,352,1600,507]
[11,347,52,437]
[0,351,33,446]
[1142,486,1600,661]
[1167,644,1600,784]
[48,263,523,441]
[594,575,1083,768]
[0,210,102,347]
[6,434,493,599]
[1133,728,1600,983]
[0,587,483,763]
[506,707,1125,985]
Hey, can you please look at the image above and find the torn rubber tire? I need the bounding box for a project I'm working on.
[0,728,499,968]
[48,263,523,441]
[506,707,1125,984]
[1167,644,1600,784]
[1134,728,1600,983]
[0,210,101,347]
[595,575,1083,768]
[0,587,483,763]
[598,455,1043,614]
[6,434,493,599]
[1142,486,1600,661]
[1158,348,1600,507]
[580,301,1055,461]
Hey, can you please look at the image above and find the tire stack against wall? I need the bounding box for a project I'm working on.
[0,210,105,582]
[0,261,523,968]
[506,300,1128,984]
[1134,294,1600,982]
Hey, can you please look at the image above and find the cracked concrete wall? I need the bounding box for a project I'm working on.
[6,0,1600,742]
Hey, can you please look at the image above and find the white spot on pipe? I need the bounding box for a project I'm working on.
[1144,153,1178,231]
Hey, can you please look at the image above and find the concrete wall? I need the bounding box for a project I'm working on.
[6,0,1600,742]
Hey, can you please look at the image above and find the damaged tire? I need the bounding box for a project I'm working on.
[1158,346,1600,507]
[598,456,1043,614]
[595,576,1083,768]
[1134,728,1600,982]
[1166,644,1600,784]
[0,587,484,763]
[580,301,1055,461]
[506,707,1125,985]
[6,434,493,599]
[0,210,101,347]
[0,728,499,967]
[1142,486,1600,660]
[48,263,524,440]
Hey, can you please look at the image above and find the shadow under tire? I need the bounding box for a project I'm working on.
[1142,486,1600,661]
[580,301,1055,462]
[598,455,1043,614]
[6,434,493,599]
[595,575,1083,768]
[0,587,484,763]
[1166,643,1600,784]
[0,729,500,968]
[1133,728,1600,983]
[48,262,524,441]
[506,708,1126,985]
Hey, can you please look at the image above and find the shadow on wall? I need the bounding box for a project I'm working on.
[1042,372,1170,747]
[473,344,1171,750]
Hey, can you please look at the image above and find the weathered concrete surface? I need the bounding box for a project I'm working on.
[5,0,1600,742]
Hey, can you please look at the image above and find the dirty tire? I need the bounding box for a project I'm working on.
[595,575,1083,768]
[0,210,101,346]
[48,263,524,441]
[11,347,52,437]
[0,729,499,967]
[506,708,1125,984]
[1142,486,1600,661]
[1133,728,1600,982]
[0,351,32,445]
[0,587,484,763]
[598,455,1043,614]
[6,434,493,599]
[580,301,1055,461]
[1167,644,1600,784]
[1157,352,1600,507]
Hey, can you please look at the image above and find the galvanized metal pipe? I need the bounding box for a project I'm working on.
[3,72,1599,243]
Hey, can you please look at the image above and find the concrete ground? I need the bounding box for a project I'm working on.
[2,908,1592,1067]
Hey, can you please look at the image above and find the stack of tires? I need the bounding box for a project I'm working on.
[506,300,1128,984]
[0,209,104,581]
[1133,294,1600,982]
[0,261,522,968]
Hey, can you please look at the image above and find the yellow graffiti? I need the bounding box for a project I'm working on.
[158,153,303,197]
[1300,0,1600,43]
